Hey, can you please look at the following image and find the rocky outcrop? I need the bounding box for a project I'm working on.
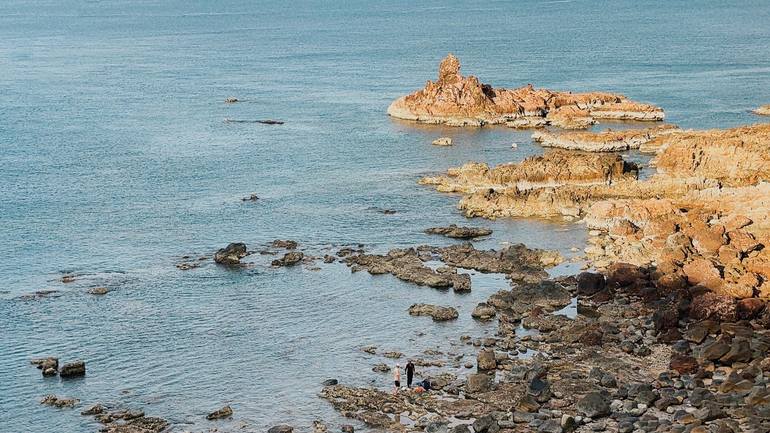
[753,104,770,116]
[388,54,664,128]
[532,124,679,152]
[272,251,304,267]
[408,304,459,321]
[214,242,248,265]
[425,224,492,239]
[420,150,638,195]
[432,137,453,146]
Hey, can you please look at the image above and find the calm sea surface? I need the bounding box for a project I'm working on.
[2,1,770,431]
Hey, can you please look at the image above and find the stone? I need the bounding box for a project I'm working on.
[477,348,497,371]
[690,292,736,322]
[272,251,304,267]
[268,425,294,433]
[719,339,751,364]
[341,425,354,433]
[322,379,338,386]
[472,414,500,433]
[471,302,496,320]
[432,137,453,146]
[272,239,298,249]
[40,395,79,408]
[669,354,699,374]
[214,242,248,265]
[88,287,109,295]
[60,360,86,378]
[81,404,104,415]
[206,405,233,420]
[425,224,491,239]
[576,392,611,418]
[408,304,459,321]
[465,373,492,393]
[577,272,606,296]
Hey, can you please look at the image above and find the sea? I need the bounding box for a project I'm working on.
[1,0,769,431]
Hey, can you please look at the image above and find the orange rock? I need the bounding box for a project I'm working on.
[744,249,770,280]
[727,230,762,254]
[388,54,664,128]
[682,258,723,291]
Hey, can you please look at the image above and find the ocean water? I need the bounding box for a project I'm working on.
[2,0,770,431]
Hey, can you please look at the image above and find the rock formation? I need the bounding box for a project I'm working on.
[388,54,664,128]
[425,224,492,239]
[532,124,679,152]
[408,304,459,321]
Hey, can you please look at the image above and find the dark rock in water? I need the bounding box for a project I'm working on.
[577,272,606,296]
[576,391,611,418]
[408,304,458,321]
[268,425,294,433]
[42,367,57,376]
[323,255,336,263]
[471,302,496,320]
[40,394,79,408]
[322,378,339,386]
[465,373,492,393]
[31,357,58,371]
[372,363,390,373]
[241,193,259,201]
[272,251,304,267]
[214,243,248,265]
[225,97,239,103]
[206,405,233,420]
[81,404,104,416]
[425,224,493,239]
[272,239,298,249]
[341,425,354,433]
[60,360,86,378]
[102,416,168,433]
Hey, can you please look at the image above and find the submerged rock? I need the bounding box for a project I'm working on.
[408,304,459,321]
[241,193,259,201]
[272,239,298,249]
[206,405,233,420]
[88,287,109,295]
[214,242,248,265]
[432,137,453,146]
[40,395,79,408]
[471,302,497,320]
[268,425,294,433]
[753,104,770,116]
[425,224,492,239]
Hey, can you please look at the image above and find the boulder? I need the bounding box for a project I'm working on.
[408,304,458,321]
[477,348,497,371]
[60,361,86,378]
[465,373,492,393]
[206,405,233,420]
[471,302,497,320]
[272,239,298,249]
[683,258,723,291]
[341,425,354,433]
[577,272,605,296]
[272,252,304,267]
[81,404,104,416]
[268,426,294,433]
[472,414,499,433]
[576,391,611,418]
[214,243,247,265]
[88,287,109,295]
[322,378,338,386]
[689,292,737,322]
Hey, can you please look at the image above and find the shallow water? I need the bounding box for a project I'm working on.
[2,0,770,431]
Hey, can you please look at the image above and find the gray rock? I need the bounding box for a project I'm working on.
[322,379,338,386]
[60,361,85,378]
[214,242,247,265]
[206,405,233,420]
[268,425,294,433]
[576,392,611,418]
[465,373,492,394]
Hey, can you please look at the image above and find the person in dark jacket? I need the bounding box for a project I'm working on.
[405,360,415,387]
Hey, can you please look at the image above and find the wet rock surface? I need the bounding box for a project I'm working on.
[408,304,459,321]
[425,224,492,239]
[213,242,248,265]
[206,405,233,420]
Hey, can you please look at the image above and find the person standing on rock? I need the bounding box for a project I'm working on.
[393,364,401,394]
[405,360,415,388]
